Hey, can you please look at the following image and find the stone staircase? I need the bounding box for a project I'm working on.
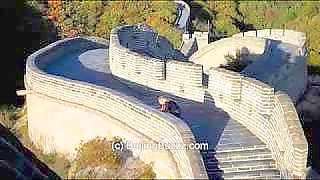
[202,145,281,179]
[198,118,282,179]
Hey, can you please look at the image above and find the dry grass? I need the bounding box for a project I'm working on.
[138,164,156,179]
[0,104,25,129]
[73,137,121,174]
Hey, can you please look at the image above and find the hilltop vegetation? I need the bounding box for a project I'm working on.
[28,0,182,48]
[189,1,320,73]
[26,1,320,73]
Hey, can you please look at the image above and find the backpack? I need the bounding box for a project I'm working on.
[168,101,181,117]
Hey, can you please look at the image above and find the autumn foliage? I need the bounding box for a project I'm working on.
[36,1,182,47]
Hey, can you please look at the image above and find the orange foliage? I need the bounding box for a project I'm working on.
[47,0,62,22]
[48,9,59,22]
[146,13,161,27]
[48,0,62,8]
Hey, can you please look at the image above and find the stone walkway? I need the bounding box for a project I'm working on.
[45,48,280,179]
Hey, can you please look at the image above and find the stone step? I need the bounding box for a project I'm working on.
[215,144,268,153]
[215,147,272,158]
[201,147,280,179]
[225,175,281,180]
[223,169,281,179]
[201,144,270,155]
[202,147,272,158]
[204,152,273,164]
[205,158,277,171]
[218,154,273,163]
[222,163,277,174]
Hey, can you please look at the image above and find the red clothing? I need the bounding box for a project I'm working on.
[160,103,169,112]
[159,101,181,117]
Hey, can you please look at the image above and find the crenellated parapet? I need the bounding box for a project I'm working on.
[189,37,267,73]
[109,25,206,103]
[109,26,308,177]
[207,67,308,178]
[232,29,307,56]
[25,37,208,179]
[25,25,309,179]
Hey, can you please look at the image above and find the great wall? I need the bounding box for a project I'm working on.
[24,24,308,179]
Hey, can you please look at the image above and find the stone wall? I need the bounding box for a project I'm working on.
[232,29,307,56]
[189,37,267,74]
[109,26,308,177]
[25,37,208,179]
[234,29,308,103]
[26,26,309,179]
[208,68,308,178]
[110,26,205,103]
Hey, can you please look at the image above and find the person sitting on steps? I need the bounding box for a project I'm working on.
[158,96,181,118]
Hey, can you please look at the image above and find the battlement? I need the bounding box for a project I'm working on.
[207,68,308,178]
[109,26,308,178]
[189,36,267,74]
[232,29,307,56]
[25,37,207,179]
[25,27,308,179]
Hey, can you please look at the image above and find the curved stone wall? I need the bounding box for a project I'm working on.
[25,37,208,179]
[26,26,309,179]
[208,68,308,178]
[109,26,308,178]
[232,29,307,56]
[110,26,205,103]
[189,37,267,74]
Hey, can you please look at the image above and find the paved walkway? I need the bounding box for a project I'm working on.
[44,48,283,179]
[45,48,264,151]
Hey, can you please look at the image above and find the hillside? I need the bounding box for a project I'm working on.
[188,1,320,73]
[28,1,182,49]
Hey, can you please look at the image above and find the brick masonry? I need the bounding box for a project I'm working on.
[109,25,308,178]
[25,26,309,179]
[25,37,207,179]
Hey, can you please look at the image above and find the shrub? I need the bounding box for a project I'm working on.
[0,105,21,129]
[221,49,248,72]
[73,137,121,174]
[138,164,156,179]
